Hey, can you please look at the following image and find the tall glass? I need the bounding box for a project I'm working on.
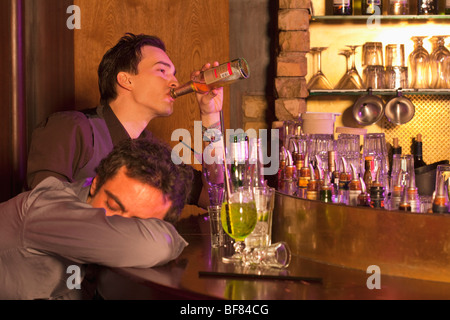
[409,36,430,89]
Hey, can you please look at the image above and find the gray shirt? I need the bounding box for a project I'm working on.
[0,177,188,299]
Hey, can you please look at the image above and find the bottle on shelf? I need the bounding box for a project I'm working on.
[307,163,319,201]
[348,164,362,206]
[389,137,402,176]
[398,186,412,212]
[370,168,385,209]
[432,173,449,213]
[320,171,333,203]
[413,134,427,169]
[328,151,340,203]
[277,146,286,191]
[417,0,438,15]
[357,177,371,207]
[170,58,250,99]
[282,150,297,196]
[333,0,353,15]
[230,135,244,190]
[338,157,351,205]
[446,0,450,14]
[407,172,421,213]
[297,153,311,199]
[389,0,410,14]
[363,156,374,190]
[362,0,382,15]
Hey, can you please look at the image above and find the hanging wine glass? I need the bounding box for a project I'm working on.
[409,36,430,89]
[335,49,352,89]
[307,47,333,90]
[429,35,450,89]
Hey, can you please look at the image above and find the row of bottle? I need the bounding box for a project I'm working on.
[332,0,450,15]
[276,133,449,214]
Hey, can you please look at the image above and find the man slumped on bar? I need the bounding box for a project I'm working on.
[0,138,191,299]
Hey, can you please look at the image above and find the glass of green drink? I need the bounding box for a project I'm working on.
[221,187,257,263]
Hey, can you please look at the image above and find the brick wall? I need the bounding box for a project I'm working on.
[276,0,310,121]
[241,0,310,132]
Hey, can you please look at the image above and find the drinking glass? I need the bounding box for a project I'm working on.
[409,36,430,89]
[245,187,275,248]
[336,45,364,89]
[307,47,333,90]
[429,36,450,89]
[221,187,258,263]
[242,242,291,269]
[306,134,335,172]
[362,42,383,66]
[336,133,361,175]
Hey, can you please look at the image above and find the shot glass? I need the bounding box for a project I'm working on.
[245,187,275,248]
[208,205,225,248]
[242,242,291,269]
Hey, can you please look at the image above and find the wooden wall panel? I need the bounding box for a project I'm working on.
[0,0,13,202]
[74,0,230,216]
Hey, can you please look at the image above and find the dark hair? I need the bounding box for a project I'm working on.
[94,138,193,223]
[97,33,166,104]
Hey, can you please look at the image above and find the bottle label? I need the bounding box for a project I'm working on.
[333,0,350,6]
[204,63,233,84]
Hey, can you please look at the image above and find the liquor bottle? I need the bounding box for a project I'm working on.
[407,172,421,213]
[370,168,385,209]
[348,164,362,206]
[282,150,297,196]
[319,171,333,203]
[389,137,402,175]
[297,153,311,199]
[432,173,449,213]
[363,156,374,190]
[389,0,410,14]
[357,177,371,207]
[247,137,265,189]
[398,187,412,212]
[306,163,319,201]
[170,58,250,99]
[333,0,353,15]
[230,135,244,190]
[277,147,286,191]
[413,134,427,169]
[338,157,351,205]
[417,0,438,14]
[328,151,340,203]
[362,0,382,14]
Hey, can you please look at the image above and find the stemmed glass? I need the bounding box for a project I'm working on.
[307,47,333,90]
[221,186,258,263]
[408,36,430,89]
[345,45,364,89]
[335,50,353,89]
[429,36,450,89]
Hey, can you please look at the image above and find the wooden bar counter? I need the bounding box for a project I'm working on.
[97,192,450,300]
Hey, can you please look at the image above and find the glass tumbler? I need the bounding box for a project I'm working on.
[363,133,389,190]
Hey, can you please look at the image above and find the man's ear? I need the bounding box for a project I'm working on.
[89,176,99,197]
[116,72,133,91]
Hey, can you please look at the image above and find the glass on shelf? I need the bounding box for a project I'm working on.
[408,36,430,89]
[429,35,450,89]
[308,47,333,90]
[335,45,364,90]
